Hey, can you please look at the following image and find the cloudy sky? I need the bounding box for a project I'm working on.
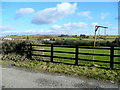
[1,2,118,36]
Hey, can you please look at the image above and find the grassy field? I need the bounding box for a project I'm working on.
[32,45,120,69]
[1,34,119,69]
[1,34,119,42]
[1,35,59,40]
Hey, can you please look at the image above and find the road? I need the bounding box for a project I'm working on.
[1,65,119,88]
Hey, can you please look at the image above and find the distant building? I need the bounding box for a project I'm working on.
[42,39,50,41]
[48,41,56,43]
[2,38,14,40]
[41,39,56,44]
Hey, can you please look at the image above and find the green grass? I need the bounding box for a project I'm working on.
[1,35,118,42]
[1,53,120,82]
[1,34,119,69]
[1,35,59,40]
[32,45,120,69]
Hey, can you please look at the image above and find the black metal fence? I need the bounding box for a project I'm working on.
[26,43,120,70]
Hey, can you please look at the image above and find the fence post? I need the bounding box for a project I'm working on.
[75,45,79,65]
[110,46,114,69]
[51,44,53,62]
[29,43,32,59]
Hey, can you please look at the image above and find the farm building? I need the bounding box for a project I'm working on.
[41,39,56,44]
[42,39,50,41]
[1,38,14,40]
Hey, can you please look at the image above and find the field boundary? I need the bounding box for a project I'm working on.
[25,43,120,70]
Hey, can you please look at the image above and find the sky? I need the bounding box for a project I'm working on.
[1,2,119,36]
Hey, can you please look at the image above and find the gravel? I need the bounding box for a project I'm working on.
[1,65,119,88]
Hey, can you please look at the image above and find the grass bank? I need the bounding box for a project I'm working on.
[0,53,120,83]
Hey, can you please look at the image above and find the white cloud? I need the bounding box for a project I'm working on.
[51,22,88,34]
[51,25,62,30]
[2,30,19,36]
[100,13,109,20]
[2,29,55,36]
[77,11,93,20]
[63,22,88,29]
[24,30,54,33]
[100,16,105,20]
[91,22,99,27]
[101,22,112,26]
[32,2,77,25]
[0,25,15,31]
[15,8,35,19]
[51,22,100,34]
[91,22,111,27]
[2,31,18,33]
[51,22,86,31]
[112,27,118,30]
[24,30,37,33]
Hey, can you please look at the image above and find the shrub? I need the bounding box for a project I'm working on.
[26,36,29,40]
[42,38,120,47]
[77,40,94,46]
[2,41,17,53]
[64,39,74,46]
[112,38,120,46]
[2,40,35,55]
[55,39,65,45]
[54,39,95,46]
[50,38,55,41]
[99,41,107,46]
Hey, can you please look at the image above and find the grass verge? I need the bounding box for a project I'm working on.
[0,53,120,83]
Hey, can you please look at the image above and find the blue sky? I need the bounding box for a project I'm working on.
[1,2,118,36]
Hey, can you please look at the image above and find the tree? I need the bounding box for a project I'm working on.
[26,36,29,40]
[80,34,86,38]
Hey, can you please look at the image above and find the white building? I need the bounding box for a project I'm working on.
[42,39,50,41]
[2,38,14,40]
[41,39,56,44]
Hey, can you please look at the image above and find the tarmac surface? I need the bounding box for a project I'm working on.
[1,65,119,88]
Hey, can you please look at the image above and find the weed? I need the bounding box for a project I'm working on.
[1,53,120,82]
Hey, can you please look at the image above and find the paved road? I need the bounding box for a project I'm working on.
[1,65,119,88]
